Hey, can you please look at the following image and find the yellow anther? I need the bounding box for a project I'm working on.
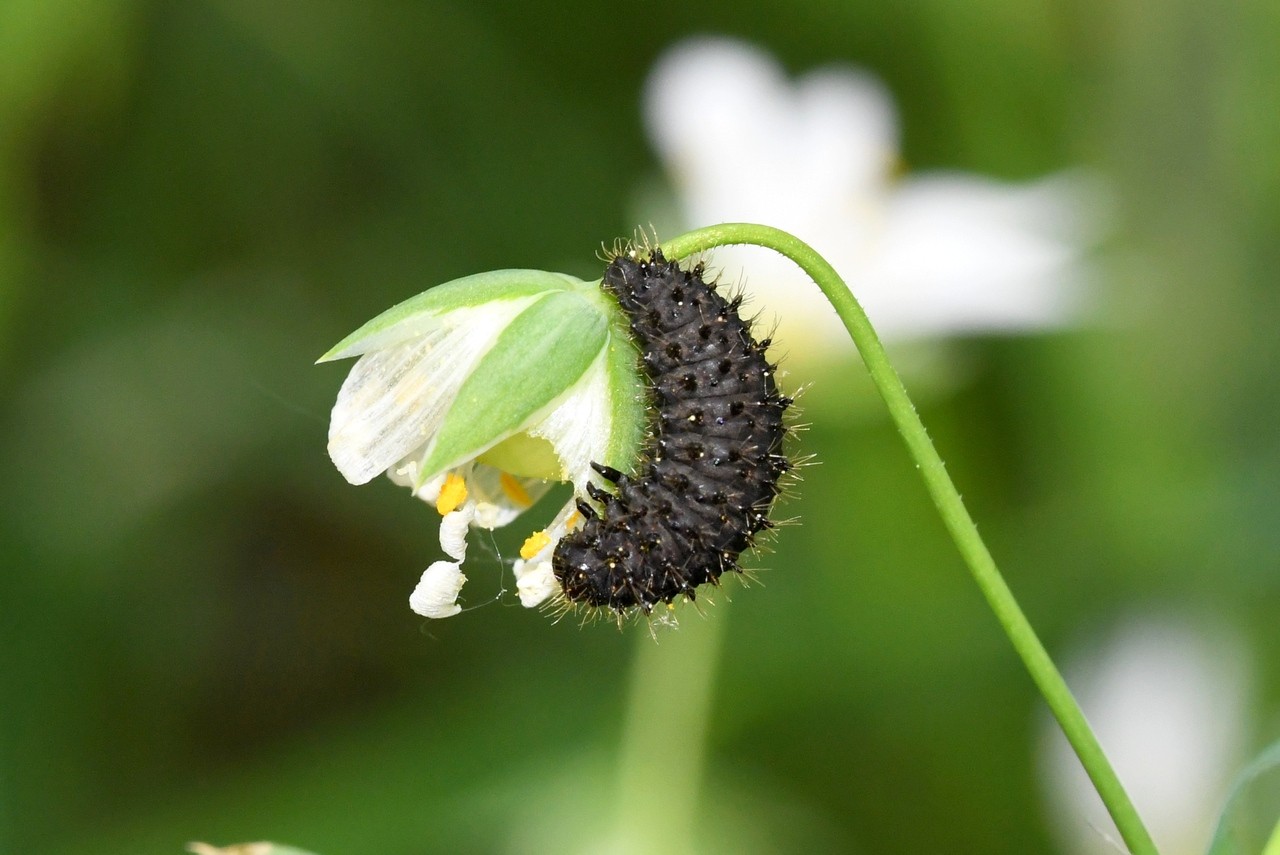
[499,472,534,508]
[435,473,468,516]
[520,530,552,560]
[566,510,583,530]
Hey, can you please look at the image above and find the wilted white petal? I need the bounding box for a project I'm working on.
[1040,614,1250,855]
[527,352,615,491]
[439,503,475,560]
[514,559,558,608]
[409,560,467,618]
[327,300,535,485]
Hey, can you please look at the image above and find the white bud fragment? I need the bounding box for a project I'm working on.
[409,560,467,618]
[514,559,558,609]
[438,504,475,560]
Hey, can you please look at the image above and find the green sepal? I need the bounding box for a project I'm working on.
[317,269,584,363]
[417,290,609,480]
[599,305,648,475]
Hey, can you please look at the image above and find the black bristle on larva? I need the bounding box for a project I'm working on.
[552,249,791,615]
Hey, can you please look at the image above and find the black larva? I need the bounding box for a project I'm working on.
[552,249,793,615]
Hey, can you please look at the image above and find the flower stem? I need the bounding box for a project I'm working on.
[608,609,726,855]
[663,223,1159,855]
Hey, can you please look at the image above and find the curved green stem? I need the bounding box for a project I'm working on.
[663,223,1158,855]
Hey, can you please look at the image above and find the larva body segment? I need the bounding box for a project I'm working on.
[552,250,792,614]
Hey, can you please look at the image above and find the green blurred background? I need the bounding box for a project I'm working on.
[1,1,1277,853]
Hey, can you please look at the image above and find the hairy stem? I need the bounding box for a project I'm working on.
[662,223,1158,855]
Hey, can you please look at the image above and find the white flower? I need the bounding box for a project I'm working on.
[643,37,1101,369]
[1038,613,1251,855]
[320,269,646,617]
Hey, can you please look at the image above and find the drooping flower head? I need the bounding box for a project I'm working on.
[320,268,645,618]
[322,245,798,622]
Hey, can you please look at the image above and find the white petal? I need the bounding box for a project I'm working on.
[659,176,1092,369]
[645,37,896,238]
[438,503,475,560]
[464,464,553,529]
[792,68,897,200]
[870,173,1092,337]
[527,352,614,491]
[327,301,534,485]
[514,559,558,608]
[409,560,467,618]
[645,38,798,231]
[644,37,784,179]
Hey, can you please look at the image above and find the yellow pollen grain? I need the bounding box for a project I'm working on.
[435,473,468,516]
[499,472,534,507]
[520,530,552,560]
[566,510,583,530]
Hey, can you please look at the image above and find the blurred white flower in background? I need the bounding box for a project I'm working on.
[643,37,1102,377]
[1038,613,1252,855]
